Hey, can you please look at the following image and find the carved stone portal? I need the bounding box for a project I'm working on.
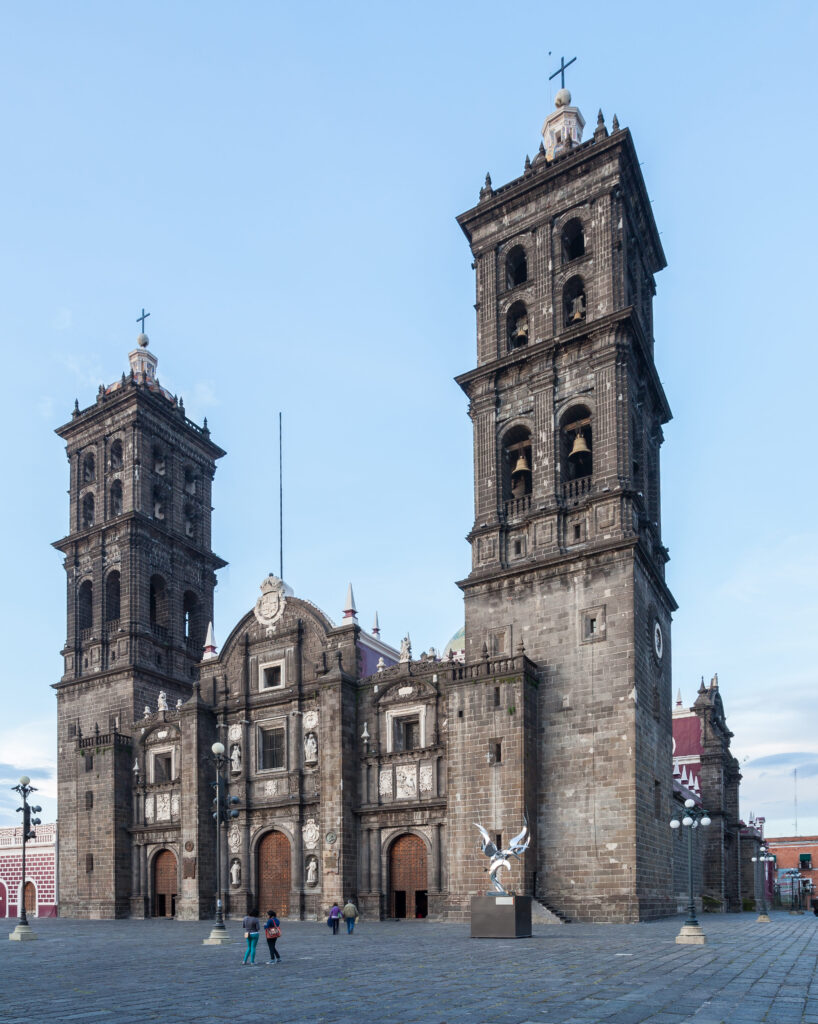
[302,819,320,850]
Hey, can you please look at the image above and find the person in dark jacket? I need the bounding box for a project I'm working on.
[242,909,261,964]
[264,909,282,963]
[328,902,341,934]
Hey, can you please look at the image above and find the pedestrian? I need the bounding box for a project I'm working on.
[328,902,342,934]
[263,908,282,963]
[242,908,261,964]
[342,897,359,934]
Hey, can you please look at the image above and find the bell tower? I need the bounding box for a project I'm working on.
[53,329,226,917]
[455,86,678,921]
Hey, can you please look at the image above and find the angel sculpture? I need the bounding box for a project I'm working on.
[474,819,531,894]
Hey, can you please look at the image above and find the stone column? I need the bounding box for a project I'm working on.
[370,828,382,897]
[361,826,370,893]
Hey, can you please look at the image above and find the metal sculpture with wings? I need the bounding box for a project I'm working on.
[474,818,531,894]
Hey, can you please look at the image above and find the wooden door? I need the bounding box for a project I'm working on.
[257,831,290,917]
[389,834,428,918]
[153,850,177,918]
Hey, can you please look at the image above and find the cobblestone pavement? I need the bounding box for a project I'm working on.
[3,911,817,1024]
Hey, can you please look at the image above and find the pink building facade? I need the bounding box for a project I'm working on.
[0,822,58,918]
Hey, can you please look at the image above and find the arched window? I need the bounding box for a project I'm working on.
[153,487,166,521]
[105,571,120,623]
[562,218,585,262]
[563,276,586,327]
[78,580,93,632]
[82,453,95,483]
[183,591,199,644]
[150,575,168,628]
[153,446,166,476]
[183,505,197,539]
[110,480,123,517]
[501,425,533,504]
[506,300,529,351]
[110,439,123,471]
[82,493,95,529]
[560,405,593,483]
[505,246,528,289]
[184,466,197,496]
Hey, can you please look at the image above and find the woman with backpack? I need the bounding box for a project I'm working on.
[264,909,282,963]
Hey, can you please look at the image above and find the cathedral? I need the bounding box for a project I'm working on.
[54,85,681,923]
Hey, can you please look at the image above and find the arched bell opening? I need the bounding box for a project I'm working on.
[505,245,528,289]
[81,493,95,529]
[506,300,529,351]
[78,580,93,633]
[149,575,168,630]
[109,439,123,471]
[182,590,200,647]
[563,275,586,327]
[560,405,593,484]
[105,571,121,623]
[562,218,585,262]
[110,479,123,517]
[501,425,533,507]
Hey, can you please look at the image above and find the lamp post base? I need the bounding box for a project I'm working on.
[203,926,232,945]
[675,923,706,945]
[9,924,37,942]
[756,912,771,922]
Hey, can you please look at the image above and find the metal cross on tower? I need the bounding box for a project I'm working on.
[137,308,150,332]
[549,55,577,89]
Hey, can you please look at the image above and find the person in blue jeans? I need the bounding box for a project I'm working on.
[264,909,282,963]
[342,899,359,934]
[242,909,261,964]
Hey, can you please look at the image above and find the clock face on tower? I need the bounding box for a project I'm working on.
[653,620,664,662]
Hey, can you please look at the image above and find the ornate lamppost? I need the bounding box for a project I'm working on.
[670,797,711,945]
[9,776,42,942]
[751,843,774,922]
[203,741,239,945]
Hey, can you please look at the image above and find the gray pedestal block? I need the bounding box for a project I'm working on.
[470,894,532,938]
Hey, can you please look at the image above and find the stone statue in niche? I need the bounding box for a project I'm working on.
[157,691,168,712]
[175,698,182,711]
[230,744,241,772]
[304,733,318,763]
[305,857,318,886]
[143,706,151,719]
[230,859,241,887]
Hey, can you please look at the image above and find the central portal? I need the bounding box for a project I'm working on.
[257,831,290,917]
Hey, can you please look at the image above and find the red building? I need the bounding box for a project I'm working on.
[765,835,817,905]
[0,822,58,918]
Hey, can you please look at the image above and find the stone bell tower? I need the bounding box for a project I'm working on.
[53,329,226,917]
[455,85,677,921]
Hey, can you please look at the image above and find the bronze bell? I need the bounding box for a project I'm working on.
[569,432,590,459]
[511,451,531,476]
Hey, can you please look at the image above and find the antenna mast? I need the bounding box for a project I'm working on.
[279,412,283,580]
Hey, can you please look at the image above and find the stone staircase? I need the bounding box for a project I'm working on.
[532,899,570,925]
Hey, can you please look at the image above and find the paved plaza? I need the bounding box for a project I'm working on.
[3,912,817,1024]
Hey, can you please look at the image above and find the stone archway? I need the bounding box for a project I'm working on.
[257,831,290,917]
[24,881,36,916]
[389,833,428,919]
[153,850,177,918]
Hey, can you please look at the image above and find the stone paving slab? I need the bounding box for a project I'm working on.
[2,912,817,1023]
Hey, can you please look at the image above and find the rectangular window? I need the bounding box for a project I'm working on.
[490,741,502,764]
[259,660,285,691]
[68,723,77,739]
[573,524,581,541]
[654,780,662,818]
[493,632,506,654]
[394,717,420,751]
[86,854,94,873]
[493,686,501,708]
[85,790,94,810]
[154,753,172,783]
[259,726,286,770]
[495,833,502,849]
[85,754,94,772]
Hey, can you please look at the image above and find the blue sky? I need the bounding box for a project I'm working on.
[0,1,815,837]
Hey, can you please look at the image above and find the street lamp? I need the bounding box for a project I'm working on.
[9,776,41,942]
[751,844,774,922]
[669,797,711,945]
[203,742,240,946]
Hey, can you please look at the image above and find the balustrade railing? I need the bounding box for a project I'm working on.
[504,494,532,518]
[561,475,592,501]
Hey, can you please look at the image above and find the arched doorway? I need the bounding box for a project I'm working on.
[153,850,177,918]
[257,831,290,917]
[24,881,36,917]
[0,881,6,917]
[389,834,428,919]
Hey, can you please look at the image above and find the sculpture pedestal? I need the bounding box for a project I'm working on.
[9,924,37,941]
[203,926,232,945]
[470,894,532,938]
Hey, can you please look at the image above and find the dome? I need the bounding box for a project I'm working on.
[441,624,465,658]
[555,88,571,108]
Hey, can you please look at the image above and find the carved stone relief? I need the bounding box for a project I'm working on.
[302,709,318,731]
[156,793,171,820]
[419,765,433,794]
[264,779,281,797]
[395,765,417,800]
[228,723,242,743]
[144,795,154,823]
[171,794,180,818]
[379,769,393,798]
[228,826,241,852]
[183,856,196,879]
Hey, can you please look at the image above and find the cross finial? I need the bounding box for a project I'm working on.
[549,55,577,90]
[137,308,150,333]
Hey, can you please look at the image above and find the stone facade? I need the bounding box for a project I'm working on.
[54,92,709,923]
